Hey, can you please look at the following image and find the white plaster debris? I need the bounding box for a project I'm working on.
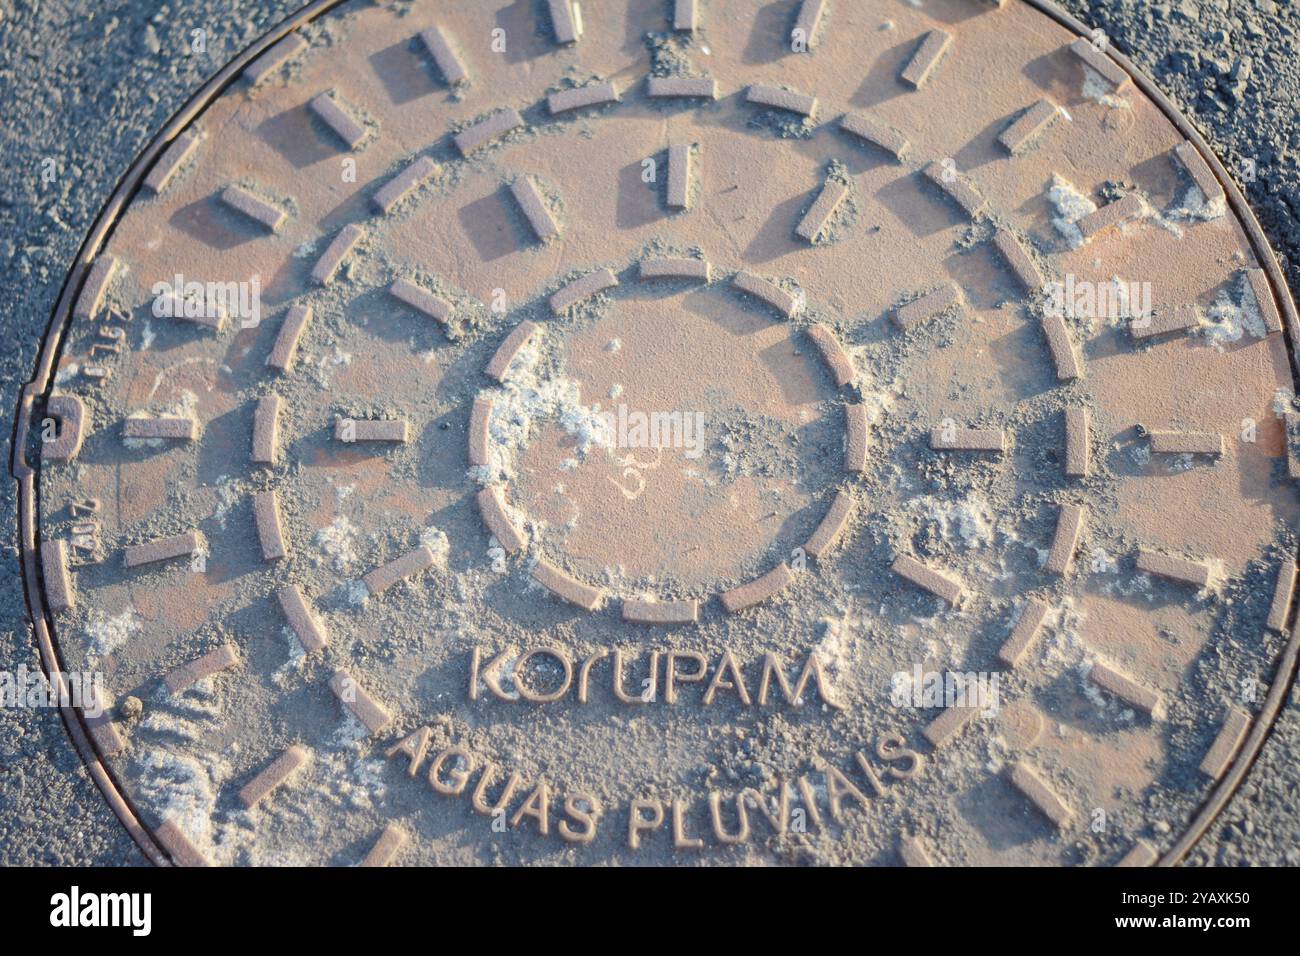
[85,607,142,662]
[1169,179,1226,222]
[210,475,242,530]
[315,515,359,571]
[813,615,853,684]
[130,679,261,866]
[921,494,996,549]
[984,734,1010,773]
[472,335,614,485]
[1199,274,1267,349]
[420,526,451,565]
[1080,64,1131,109]
[344,579,369,607]
[1046,174,1097,249]
[271,627,308,687]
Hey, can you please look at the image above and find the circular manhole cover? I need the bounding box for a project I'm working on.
[16,0,1300,866]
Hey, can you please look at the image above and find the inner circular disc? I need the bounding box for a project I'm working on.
[514,284,836,589]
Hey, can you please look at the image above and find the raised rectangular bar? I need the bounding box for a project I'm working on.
[1266,557,1296,632]
[1172,140,1223,207]
[806,324,854,387]
[334,418,408,442]
[793,0,828,48]
[745,84,817,117]
[930,426,1005,452]
[1136,548,1211,588]
[1199,707,1251,778]
[277,585,328,653]
[123,416,196,440]
[309,92,367,149]
[1148,430,1222,456]
[1045,503,1084,575]
[923,703,978,747]
[891,555,964,606]
[243,32,308,86]
[476,485,527,553]
[733,271,800,319]
[667,143,693,210]
[360,825,407,867]
[993,229,1044,292]
[41,539,74,612]
[239,745,309,809]
[251,393,281,465]
[720,565,793,613]
[551,269,618,314]
[1243,268,1283,334]
[74,255,119,321]
[647,76,717,99]
[997,598,1050,668]
[156,819,210,867]
[125,530,200,568]
[486,321,540,382]
[1131,303,1201,340]
[673,0,698,31]
[622,598,699,625]
[1006,762,1072,828]
[640,257,710,281]
[454,108,524,156]
[1115,840,1158,868]
[796,178,848,242]
[330,670,391,734]
[390,278,452,324]
[998,99,1058,155]
[1077,193,1145,241]
[923,162,986,219]
[894,284,961,330]
[267,304,312,372]
[165,644,239,694]
[511,176,561,241]
[311,223,365,285]
[420,25,468,86]
[845,404,868,472]
[1065,407,1090,477]
[468,396,493,467]
[839,112,910,160]
[221,185,287,233]
[253,490,287,561]
[803,490,855,559]
[1090,660,1163,718]
[373,156,438,214]
[549,81,619,114]
[532,557,604,611]
[1068,37,1129,89]
[901,30,952,88]
[143,129,201,194]
[548,0,581,44]
[1041,313,1081,381]
[364,545,436,596]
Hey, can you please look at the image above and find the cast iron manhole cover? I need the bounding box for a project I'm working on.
[14,0,1300,866]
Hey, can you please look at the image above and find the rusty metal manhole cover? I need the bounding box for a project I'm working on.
[15,0,1300,866]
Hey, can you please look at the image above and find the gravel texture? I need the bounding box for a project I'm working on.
[0,0,1295,866]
